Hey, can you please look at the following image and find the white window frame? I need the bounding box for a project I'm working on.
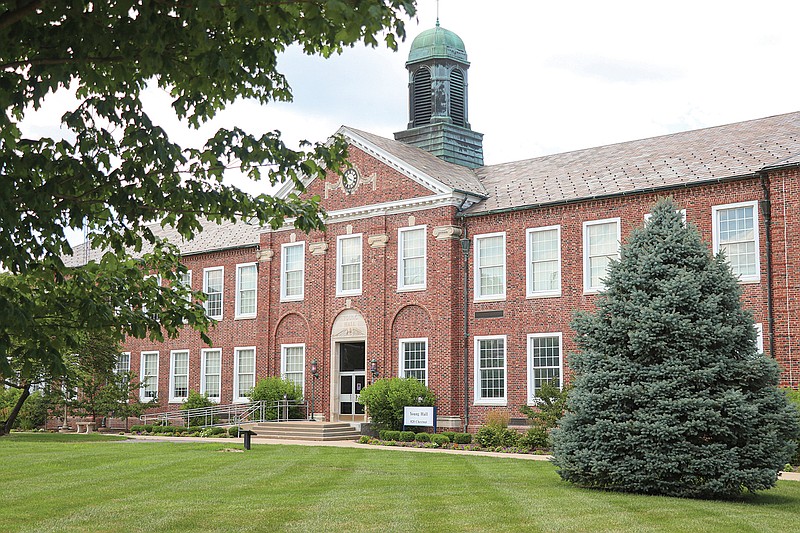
[200,348,222,403]
[583,217,621,294]
[233,346,257,403]
[474,232,507,302]
[203,266,224,320]
[526,225,561,298]
[336,234,363,296]
[397,225,427,291]
[139,351,159,402]
[712,200,760,283]
[168,350,190,404]
[280,242,306,302]
[280,344,306,396]
[399,338,428,385]
[474,335,507,406]
[115,352,131,376]
[235,262,258,319]
[755,323,764,354]
[527,333,563,405]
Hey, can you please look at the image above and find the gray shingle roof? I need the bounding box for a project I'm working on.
[63,218,262,267]
[468,112,800,215]
[344,127,487,197]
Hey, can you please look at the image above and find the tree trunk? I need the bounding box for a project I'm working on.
[1,384,31,436]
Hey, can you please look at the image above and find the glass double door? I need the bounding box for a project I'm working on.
[339,342,365,420]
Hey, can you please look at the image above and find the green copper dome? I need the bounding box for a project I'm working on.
[407,23,468,65]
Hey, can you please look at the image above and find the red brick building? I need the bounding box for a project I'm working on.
[106,25,800,430]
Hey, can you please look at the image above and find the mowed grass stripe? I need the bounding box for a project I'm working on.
[1,434,800,533]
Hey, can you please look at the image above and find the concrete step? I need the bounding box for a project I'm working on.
[242,421,361,441]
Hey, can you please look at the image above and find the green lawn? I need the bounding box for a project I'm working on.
[1,433,799,532]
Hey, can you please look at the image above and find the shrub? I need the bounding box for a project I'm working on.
[519,426,550,450]
[453,433,473,444]
[784,388,800,465]
[208,426,226,436]
[0,388,48,430]
[249,377,304,420]
[385,430,401,441]
[442,431,456,442]
[143,425,154,433]
[484,410,510,429]
[180,390,216,427]
[520,379,571,431]
[357,377,435,431]
[228,426,240,437]
[399,431,415,442]
[415,432,431,442]
[476,426,520,448]
[358,435,371,444]
[130,425,144,433]
[431,434,450,445]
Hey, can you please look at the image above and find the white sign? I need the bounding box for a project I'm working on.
[404,406,435,427]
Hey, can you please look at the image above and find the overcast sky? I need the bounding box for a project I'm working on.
[21,0,800,244]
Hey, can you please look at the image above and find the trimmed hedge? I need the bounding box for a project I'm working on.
[399,431,415,442]
[453,432,472,444]
[414,432,431,442]
[431,434,450,446]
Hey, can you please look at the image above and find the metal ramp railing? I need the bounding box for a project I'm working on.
[140,400,310,428]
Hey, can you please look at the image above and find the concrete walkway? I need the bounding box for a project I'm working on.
[123,434,800,480]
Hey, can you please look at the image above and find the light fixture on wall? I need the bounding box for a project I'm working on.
[370,358,379,381]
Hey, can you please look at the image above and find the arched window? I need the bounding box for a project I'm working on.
[412,67,432,126]
[450,68,466,127]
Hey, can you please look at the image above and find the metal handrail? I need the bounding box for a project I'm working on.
[140,399,310,428]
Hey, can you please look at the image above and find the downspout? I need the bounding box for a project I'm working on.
[758,171,775,358]
[457,200,470,433]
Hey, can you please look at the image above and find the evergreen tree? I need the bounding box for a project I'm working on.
[552,198,799,498]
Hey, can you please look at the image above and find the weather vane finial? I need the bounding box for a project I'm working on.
[436,0,440,27]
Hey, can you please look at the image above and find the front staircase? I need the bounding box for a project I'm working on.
[241,421,360,441]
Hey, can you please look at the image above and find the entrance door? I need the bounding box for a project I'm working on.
[338,342,366,421]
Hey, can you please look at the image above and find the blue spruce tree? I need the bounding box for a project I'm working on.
[552,198,799,498]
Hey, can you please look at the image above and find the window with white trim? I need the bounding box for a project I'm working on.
[399,338,428,384]
[235,263,257,318]
[169,350,189,403]
[281,344,305,395]
[337,234,362,296]
[712,201,760,282]
[583,218,621,293]
[140,351,159,402]
[526,226,561,297]
[280,243,305,301]
[179,270,192,300]
[527,333,562,404]
[115,352,131,375]
[203,267,224,319]
[755,323,764,354]
[398,226,426,291]
[233,347,256,402]
[474,336,506,405]
[201,349,222,402]
[474,232,506,300]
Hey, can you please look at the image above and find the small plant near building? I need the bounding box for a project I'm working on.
[414,432,431,442]
[399,430,415,442]
[249,377,304,420]
[357,377,435,431]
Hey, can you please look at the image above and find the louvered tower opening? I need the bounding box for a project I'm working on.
[450,68,466,127]
[412,67,432,126]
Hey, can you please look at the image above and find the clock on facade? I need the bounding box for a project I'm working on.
[342,168,359,193]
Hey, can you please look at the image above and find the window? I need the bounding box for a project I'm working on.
[336,234,362,296]
[474,232,506,301]
[755,323,764,354]
[179,270,192,296]
[235,263,257,318]
[233,347,256,402]
[398,226,426,291]
[201,349,222,402]
[474,336,506,405]
[280,243,305,301]
[713,201,760,282]
[399,338,428,385]
[526,226,561,297]
[140,351,159,402]
[114,352,131,375]
[169,350,189,403]
[583,218,621,293]
[281,344,305,395]
[203,267,224,319]
[527,333,563,404]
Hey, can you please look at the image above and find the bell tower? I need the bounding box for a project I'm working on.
[394,21,484,168]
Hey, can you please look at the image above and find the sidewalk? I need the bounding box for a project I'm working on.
[123,434,800,480]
